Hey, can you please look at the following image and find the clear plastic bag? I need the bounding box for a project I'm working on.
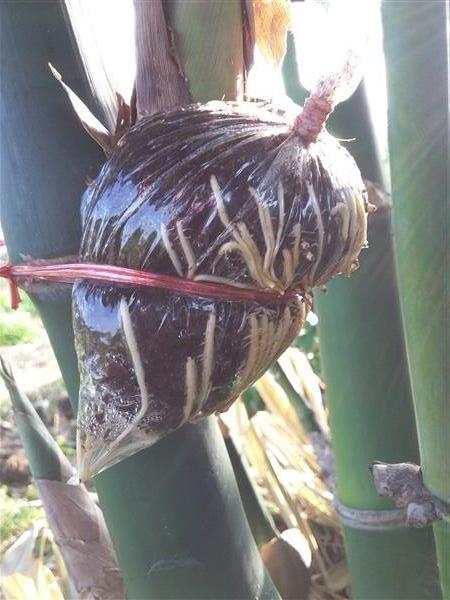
[73,102,367,479]
[292,0,378,105]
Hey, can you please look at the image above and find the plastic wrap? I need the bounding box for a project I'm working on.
[73,102,368,479]
[292,0,378,105]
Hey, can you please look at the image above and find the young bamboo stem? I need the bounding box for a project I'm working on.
[382,2,449,595]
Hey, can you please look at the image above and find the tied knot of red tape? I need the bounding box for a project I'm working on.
[0,262,21,310]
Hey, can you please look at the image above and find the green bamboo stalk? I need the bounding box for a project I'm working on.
[382,2,449,596]
[223,429,276,547]
[0,2,279,598]
[164,0,244,103]
[319,85,442,598]
[0,2,104,407]
[281,32,308,108]
[283,47,441,596]
[316,207,441,599]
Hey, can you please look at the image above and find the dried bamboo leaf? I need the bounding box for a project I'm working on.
[2,569,64,600]
[226,379,345,598]
[134,0,191,117]
[323,560,350,592]
[255,374,304,439]
[0,524,44,578]
[36,480,124,600]
[48,63,113,155]
[0,524,65,600]
[279,348,329,435]
[249,0,291,66]
[280,528,312,567]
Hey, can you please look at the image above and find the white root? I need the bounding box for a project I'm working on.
[238,314,260,390]
[159,175,339,293]
[236,302,299,397]
[105,298,150,454]
[290,223,302,275]
[282,249,294,287]
[307,183,324,286]
[250,187,276,279]
[193,273,257,289]
[331,202,350,241]
[330,188,367,279]
[160,173,364,294]
[184,310,217,420]
[160,223,183,276]
[198,310,217,409]
[176,220,197,278]
[184,357,198,422]
[275,181,286,257]
[210,175,285,291]
[211,174,271,286]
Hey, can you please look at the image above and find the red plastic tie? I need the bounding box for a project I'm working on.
[0,263,21,310]
[0,261,302,308]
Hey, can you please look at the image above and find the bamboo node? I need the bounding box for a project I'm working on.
[371,461,450,527]
[334,499,408,531]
